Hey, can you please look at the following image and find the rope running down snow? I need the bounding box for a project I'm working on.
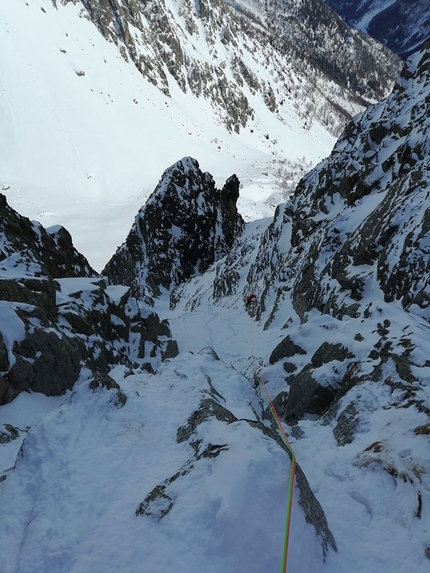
[250,319,297,573]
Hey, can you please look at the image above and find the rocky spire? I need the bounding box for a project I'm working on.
[103,157,244,303]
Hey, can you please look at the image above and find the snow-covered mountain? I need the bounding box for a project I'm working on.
[325,0,430,59]
[0,0,399,272]
[1,32,430,573]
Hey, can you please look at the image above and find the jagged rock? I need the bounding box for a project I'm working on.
[246,40,430,328]
[275,369,337,424]
[332,402,360,446]
[6,328,83,400]
[176,398,237,443]
[89,373,127,408]
[0,194,179,404]
[311,342,354,367]
[103,157,244,302]
[0,275,179,405]
[269,335,306,364]
[0,277,58,322]
[0,193,96,279]
[270,342,355,424]
[160,339,179,361]
[56,278,179,372]
[294,464,337,556]
[0,424,20,445]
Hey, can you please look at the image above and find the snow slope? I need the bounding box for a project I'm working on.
[0,349,326,573]
[1,2,429,573]
[1,278,429,573]
[0,0,335,272]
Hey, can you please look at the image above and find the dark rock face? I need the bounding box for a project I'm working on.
[287,44,430,320]
[103,157,244,303]
[249,42,430,326]
[5,327,83,401]
[271,342,354,424]
[273,370,336,424]
[0,194,95,279]
[0,275,179,405]
[269,335,306,364]
[0,195,179,405]
[237,41,430,430]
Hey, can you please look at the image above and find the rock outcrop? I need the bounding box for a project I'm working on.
[181,42,430,443]
[0,193,95,279]
[0,195,178,405]
[103,157,244,303]
[242,42,430,432]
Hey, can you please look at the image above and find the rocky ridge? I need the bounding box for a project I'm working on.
[162,41,430,559]
[0,191,337,563]
[103,41,430,452]
[103,157,244,303]
[1,19,430,573]
[0,195,178,406]
[210,41,430,426]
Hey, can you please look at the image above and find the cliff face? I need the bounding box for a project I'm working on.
[0,194,178,405]
[250,40,430,326]
[63,0,399,135]
[0,193,96,280]
[103,157,244,302]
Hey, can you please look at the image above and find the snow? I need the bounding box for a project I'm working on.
[1,1,429,573]
[0,353,308,573]
[0,0,334,273]
[353,0,398,32]
[0,391,66,474]
[2,284,430,572]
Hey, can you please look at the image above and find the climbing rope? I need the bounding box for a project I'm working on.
[250,316,297,573]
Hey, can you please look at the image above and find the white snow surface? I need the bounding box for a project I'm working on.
[1,285,430,573]
[353,0,398,31]
[0,0,334,273]
[1,2,429,573]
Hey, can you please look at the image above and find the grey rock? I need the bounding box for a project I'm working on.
[333,402,360,446]
[274,369,337,424]
[6,328,83,400]
[0,193,96,279]
[269,335,306,364]
[103,158,244,302]
[311,342,354,368]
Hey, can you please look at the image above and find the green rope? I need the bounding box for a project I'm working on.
[253,358,296,573]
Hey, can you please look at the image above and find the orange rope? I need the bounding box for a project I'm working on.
[252,356,296,573]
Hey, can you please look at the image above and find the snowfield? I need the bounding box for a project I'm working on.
[0,0,335,273]
[1,1,429,573]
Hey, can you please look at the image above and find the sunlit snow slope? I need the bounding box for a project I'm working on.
[0,0,335,271]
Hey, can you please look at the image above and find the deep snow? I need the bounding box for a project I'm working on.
[1,1,429,573]
[2,285,430,572]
